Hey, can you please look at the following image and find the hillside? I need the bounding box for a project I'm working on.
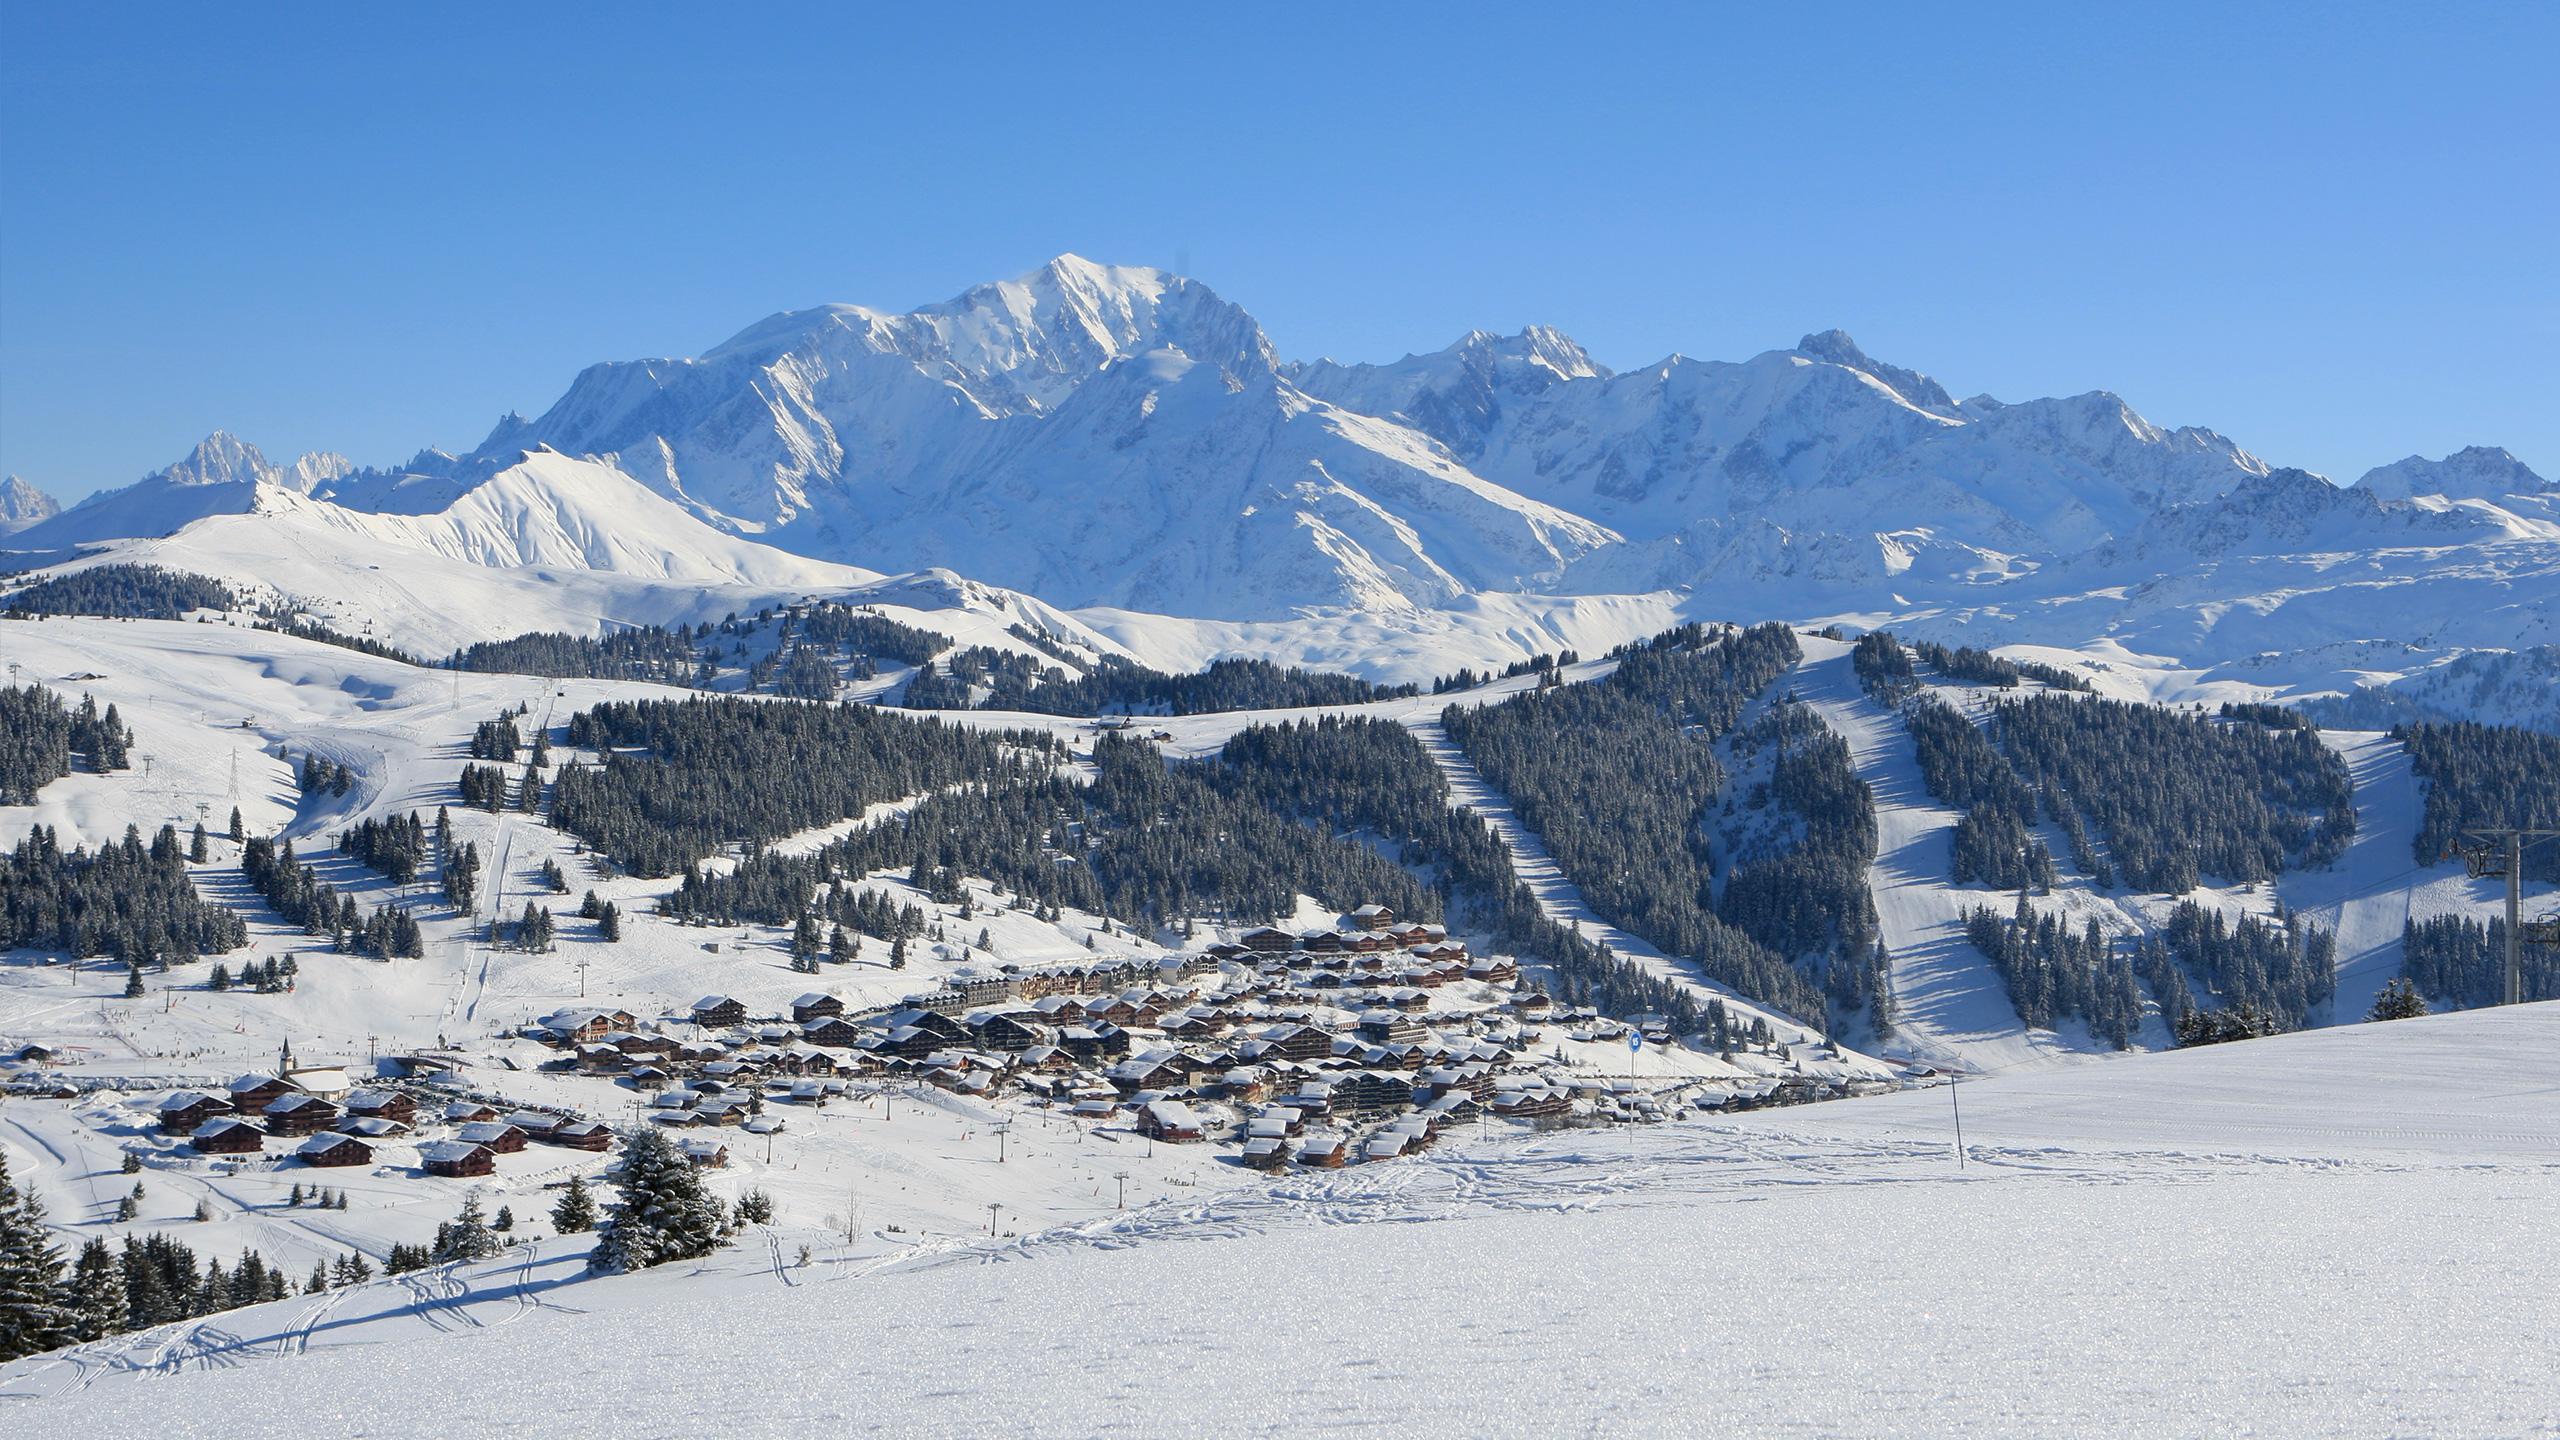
[6,1000,2552,1436]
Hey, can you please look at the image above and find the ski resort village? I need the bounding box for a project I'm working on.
[1,44,2556,1421]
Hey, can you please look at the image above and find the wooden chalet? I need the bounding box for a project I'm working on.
[457,1121,529,1154]
[1138,1099,1205,1142]
[226,1072,292,1114]
[442,1099,500,1124]
[1239,927,1295,954]
[263,1093,342,1136]
[296,1132,374,1168]
[156,1090,233,1134]
[420,1140,496,1178]
[790,993,844,1025]
[343,1089,418,1125]
[549,1119,615,1151]
[690,994,748,1027]
[1347,903,1396,931]
[1294,1132,1349,1168]
[189,1116,265,1155]
[677,1138,730,1168]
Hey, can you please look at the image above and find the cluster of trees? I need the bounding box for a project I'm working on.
[1908,639,2093,693]
[2219,701,2313,731]
[724,734,1442,934]
[1961,895,2143,1046]
[250,610,421,666]
[451,625,712,686]
[450,604,951,692]
[2133,901,2335,1035]
[338,811,428,883]
[240,835,424,958]
[902,649,1417,716]
[296,752,354,798]
[0,685,132,802]
[0,824,246,964]
[444,839,481,911]
[207,955,297,993]
[1429,651,1582,694]
[2399,721,2560,884]
[1715,702,1890,1029]
[457,761,540,813]
[666,854,925,944]
[1442,622,1831,1023]
[1993,695,2355,891]
[468,712,523,761]
[1850,630,2092,698]
[550,696,1055,877]
[4,563,239,619]
[2401,914,2556,1006]
[0,1155,360,1359]
[1850,632,1919,703]
[1902,698,2060,890]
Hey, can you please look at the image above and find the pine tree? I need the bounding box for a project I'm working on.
[188,823,209,863]
[433,1193,500,1263]
[228,806,245,842]
[122,965,144,999]
[493,1204,514,1233]
[597,901,621,943]
[2368,976,2428,1022]
[551,1174,599,1235]
[208,962,230,992]
[792,912,821,963]
[589,1129,729,1272]
[119,1152,140,1175]
[67,1238,128,1342]
[0,1155,78,1360]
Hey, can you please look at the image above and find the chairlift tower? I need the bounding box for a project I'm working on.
[2461,829,2560,1006]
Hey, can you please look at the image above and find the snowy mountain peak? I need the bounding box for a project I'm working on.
[2356,445,2551,502]
[0,474,61,534]
[1791,329,1959,415]
[153,430,273,488]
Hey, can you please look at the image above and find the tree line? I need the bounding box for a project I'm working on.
[0,684,133,803]
[240,835,423,958]
[0,823,247,964]
[2402,914,2557,1006]
[2398,720,2560,884]
[1442,622,1832,1023]
[901,648,1417,716]
[549,695,1058,878]
[4,563,239,619]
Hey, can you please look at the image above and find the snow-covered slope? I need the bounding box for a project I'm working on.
[8,1000,2553,1437]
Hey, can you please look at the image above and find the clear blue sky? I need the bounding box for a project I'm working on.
[4,3,2553,501]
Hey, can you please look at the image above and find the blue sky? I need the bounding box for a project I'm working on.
[3,3,2553,501]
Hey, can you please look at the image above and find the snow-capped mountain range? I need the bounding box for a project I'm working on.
[8,255,2553,718]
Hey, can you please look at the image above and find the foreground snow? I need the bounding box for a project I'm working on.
[8,1003,2554,1437]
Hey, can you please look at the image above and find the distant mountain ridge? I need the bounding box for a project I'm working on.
[6,254,2551,720]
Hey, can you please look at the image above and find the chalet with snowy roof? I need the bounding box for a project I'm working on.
[156,1090,233,1134]
[1058,1023,1129,1063]
[1239,927,1295,953]
[457,1121,529,1154]
[227,1072,292,1114]
[263,1093,341,1136]
[190,1116,265,1154]
[1138,1099,1205,1142]
[549,1118,614,1151]
[296,1132,373,1168]
[342,1088,417,1125]
[689,995,747,1027]
[1295,1131,1349,1168]
[797,1015,864,1048]
[968,1012,1054,1053]
[502,1111,561,1139]
[791,993,845,1025]
[420,1140,496,1178]
[1347,903,1395,930]
[677,1138,730,1168]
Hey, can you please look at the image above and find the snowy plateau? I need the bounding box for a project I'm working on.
[0,256,2555,1436]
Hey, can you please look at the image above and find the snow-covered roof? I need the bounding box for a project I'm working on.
[418,1140,490,1164]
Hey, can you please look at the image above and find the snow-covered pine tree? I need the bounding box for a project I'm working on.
[589,1129,728,1273]
[67,1238,127,1341]
[433,1193,500,1263]
[551,1174,598,1234]
[0,1156,78,1359]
